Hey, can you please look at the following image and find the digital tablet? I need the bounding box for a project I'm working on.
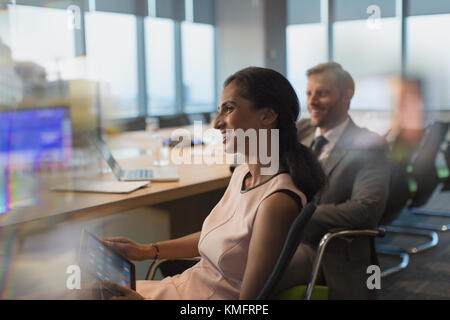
[79,230,136,290]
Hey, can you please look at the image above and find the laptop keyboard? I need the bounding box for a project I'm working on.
[125,169,153,179]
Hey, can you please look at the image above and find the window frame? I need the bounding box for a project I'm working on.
[287,0,450,111]
[10,0,217,126]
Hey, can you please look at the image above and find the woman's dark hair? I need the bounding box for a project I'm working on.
[224,67,325,202]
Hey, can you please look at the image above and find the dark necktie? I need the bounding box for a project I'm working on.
[312,136,329,157]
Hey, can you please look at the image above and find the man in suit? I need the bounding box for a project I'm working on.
[277,62,389,299]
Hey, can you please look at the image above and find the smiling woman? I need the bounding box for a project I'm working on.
[101,67,325,300]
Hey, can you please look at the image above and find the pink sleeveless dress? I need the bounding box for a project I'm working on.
[136,164,307,299]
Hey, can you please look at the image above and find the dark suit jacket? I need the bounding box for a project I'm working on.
[297,118,389,299]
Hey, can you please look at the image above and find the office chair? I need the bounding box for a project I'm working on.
[186,112,213,125]
[245,124,446,299]
[391,121,450,232]
[291,133,443,300]
[375,124,439,260]
[300,129,432,293]
[304,142,450,298]
[442,140,450,190]
[282,201,412,300]
[374,152,415,274]
[145,213,392,300]
[412,134,450,215]
[146,203,318,300]
[280,161,411,299]
[158,114,191,129]
[264,125,446,299]
[256,203,317,299]
[302,228,387,300]
[202,112,213,124]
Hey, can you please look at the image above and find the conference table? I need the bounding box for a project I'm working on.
[0,129,232,230]
[0,128,232,299]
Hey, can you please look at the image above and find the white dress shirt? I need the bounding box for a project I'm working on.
[314,118,350,162]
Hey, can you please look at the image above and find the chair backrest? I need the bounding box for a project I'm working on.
[378,139,415,226]
[409,121,449,207]
[187,113,212,124]
[158,114,190,129]
[443,139,450,178]
[256,202,317,300]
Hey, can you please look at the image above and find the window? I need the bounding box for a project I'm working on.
[85,11,139,118]
[333,18,401,110]
[181,21,215,114]
[145,17,176,116]
[0,9,11,47]
[5,5,75,81]
[406,14,450,109]
[2,1,217,120]
[286,23,327,109]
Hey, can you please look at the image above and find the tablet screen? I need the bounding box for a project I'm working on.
[81,231,135,290]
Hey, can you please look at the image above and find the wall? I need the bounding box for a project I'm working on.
[215,0,287,94]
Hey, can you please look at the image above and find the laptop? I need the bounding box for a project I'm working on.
[92,132,180,182]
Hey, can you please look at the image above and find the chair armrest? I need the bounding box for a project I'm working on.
[305,227,385,300]
[325,228,386,238]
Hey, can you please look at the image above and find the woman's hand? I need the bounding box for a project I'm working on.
[103,237,154,261]
[102,280,144,300]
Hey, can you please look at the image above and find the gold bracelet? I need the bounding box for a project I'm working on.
[151,243,160,259]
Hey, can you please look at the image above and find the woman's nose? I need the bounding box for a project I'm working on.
[213,115,224,130]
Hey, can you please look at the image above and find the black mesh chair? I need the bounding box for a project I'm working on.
[297,152,413,297]
[303,228,387,300]
[391,121,450,232]
[256,203,317,299]
[304,128,443,295]
[374,123,440,263]
[261,123,448,299]
[187,113,213,125]
[158,114,190,129]
[442,141,450,191]
[411,130,450,215]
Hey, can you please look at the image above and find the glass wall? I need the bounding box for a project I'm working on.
[286,0,450,112]
[181,21,215,114]
[407,13,450,109]
[85,11,139,118]
[3,5,75,81]
[287,23,327,108]
[145,17,176,116]
[333,18,401,110]
[0,0,217,123]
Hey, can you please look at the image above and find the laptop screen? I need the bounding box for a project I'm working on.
[92,134,122,179]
